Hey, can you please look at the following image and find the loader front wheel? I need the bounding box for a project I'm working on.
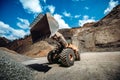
[47,50,58,64]
[60,48,75,67]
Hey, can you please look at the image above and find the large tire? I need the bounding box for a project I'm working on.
[47,50,58,64]
[60,48,75,67]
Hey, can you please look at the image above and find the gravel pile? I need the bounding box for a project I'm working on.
[0,47,32,62]
[0,49,34,80]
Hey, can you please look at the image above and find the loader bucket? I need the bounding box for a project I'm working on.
[30,13,59,43]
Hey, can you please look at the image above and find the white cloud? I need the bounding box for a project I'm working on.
[63,11,71,17]
[47,5,55,14]
[19,0,42,14]
[104,0,118,14]
[85,7,89,10]
[43,0,46,3]
[75,15,81,18]
[17,17,30,29]
[0,21,30,40]
[53,14,70,29]
[79,15,96,26]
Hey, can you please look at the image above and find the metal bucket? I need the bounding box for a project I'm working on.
[30,13,59,42]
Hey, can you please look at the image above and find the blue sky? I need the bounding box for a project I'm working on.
[0,0,120,40]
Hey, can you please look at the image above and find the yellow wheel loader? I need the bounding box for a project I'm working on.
[30,13,80,67]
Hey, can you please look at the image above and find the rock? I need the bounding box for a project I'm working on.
[72,5,120,52]
[0,49,34,80]
[73,29,95,52]
[95,25,120,44]
[83,22,95,28]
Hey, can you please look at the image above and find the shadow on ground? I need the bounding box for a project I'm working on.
[27,63,52,73]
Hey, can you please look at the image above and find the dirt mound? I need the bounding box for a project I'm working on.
[0,35,53,58]
[0,36,56,58]
[22,40,54,58]
[0,37,10,47]
[6,35,32,52]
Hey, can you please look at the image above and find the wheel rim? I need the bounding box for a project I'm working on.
[69,54,73,61]
[53,54,57,59]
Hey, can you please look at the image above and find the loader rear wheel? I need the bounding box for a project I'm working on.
[60,48,75,67]
[75,52,81,61]
[47,50,58,64]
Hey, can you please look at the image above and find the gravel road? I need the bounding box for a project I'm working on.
[22,52,120,80]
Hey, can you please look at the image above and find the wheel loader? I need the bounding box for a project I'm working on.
[30,13,80,67]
